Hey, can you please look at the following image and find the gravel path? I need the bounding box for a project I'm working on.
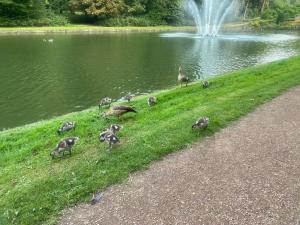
[58,86,300,225]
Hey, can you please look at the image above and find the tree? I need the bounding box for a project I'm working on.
[47,0,70,14]
[70,0,126,18]
[146,0,182,24]
[0,0,46,19]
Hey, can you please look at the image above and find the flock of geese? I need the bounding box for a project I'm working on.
[50,67,210,159]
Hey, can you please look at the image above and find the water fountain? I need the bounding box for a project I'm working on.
[161,0,298,43]
[184,0,236,36]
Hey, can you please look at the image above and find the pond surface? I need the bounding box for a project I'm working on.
[1,31,300,130]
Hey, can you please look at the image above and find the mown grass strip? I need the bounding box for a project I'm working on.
[0,25,195,34]
[0,56,300,225]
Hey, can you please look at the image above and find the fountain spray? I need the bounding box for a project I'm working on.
[184,0,236,36]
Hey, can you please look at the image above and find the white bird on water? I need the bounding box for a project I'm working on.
[43,39,54,43]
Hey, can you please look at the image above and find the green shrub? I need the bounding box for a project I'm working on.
[261,9,278,20]
[69,15,96,24]
[46,13,69,25]
[249,18,261,28]
[275,6,297,24]
[0,14,69,27]
[99,16,166,27]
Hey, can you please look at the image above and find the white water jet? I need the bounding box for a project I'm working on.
[184,0,235,36]
[185,0,202,34]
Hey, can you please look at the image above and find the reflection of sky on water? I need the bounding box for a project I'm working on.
[160,33,299,43]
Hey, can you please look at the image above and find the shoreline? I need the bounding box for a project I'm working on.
[0,54,298,134]
[1,55,299,138]
[0,23,250,35]
[0,22,298,36]
[0,25,196,35]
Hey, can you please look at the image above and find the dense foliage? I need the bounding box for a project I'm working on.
[241,0,300,24]
[0,0,300,27]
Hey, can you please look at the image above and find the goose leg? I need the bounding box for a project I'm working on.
[107,143,112,153]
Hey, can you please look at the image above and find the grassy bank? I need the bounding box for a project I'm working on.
[0,23,249,35]
[247,17,300,31]
[1,56,300,225]
[0,25,195,34]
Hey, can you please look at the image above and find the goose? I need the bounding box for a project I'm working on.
[50,137,79,159]
[102,105,137,119]
[57,121,76,135]
[99,97,112,108]
[192,117,209,130]
[148,96,157,106]
[178,66,189,87]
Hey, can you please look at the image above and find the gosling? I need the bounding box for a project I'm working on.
[108,124,123,134]
[50,137,79,159]
[99,130,120,150]
[192,117,209,130]
[202,80,209,89]
[99,124,123,150]
[123,94,134,102]
[91,192,103,205]
[148,96,157,106]
[99,97,112,108]
[57,121,76,135]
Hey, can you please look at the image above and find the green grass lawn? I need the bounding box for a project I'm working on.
[0,25,195,33]
[1,56,300,225]
[0,22,248,33]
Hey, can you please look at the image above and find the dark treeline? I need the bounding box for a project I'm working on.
[0,0,300,27]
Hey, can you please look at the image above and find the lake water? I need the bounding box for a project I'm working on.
[1,31,300,130]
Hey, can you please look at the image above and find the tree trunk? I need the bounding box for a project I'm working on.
[261,0,269,14]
